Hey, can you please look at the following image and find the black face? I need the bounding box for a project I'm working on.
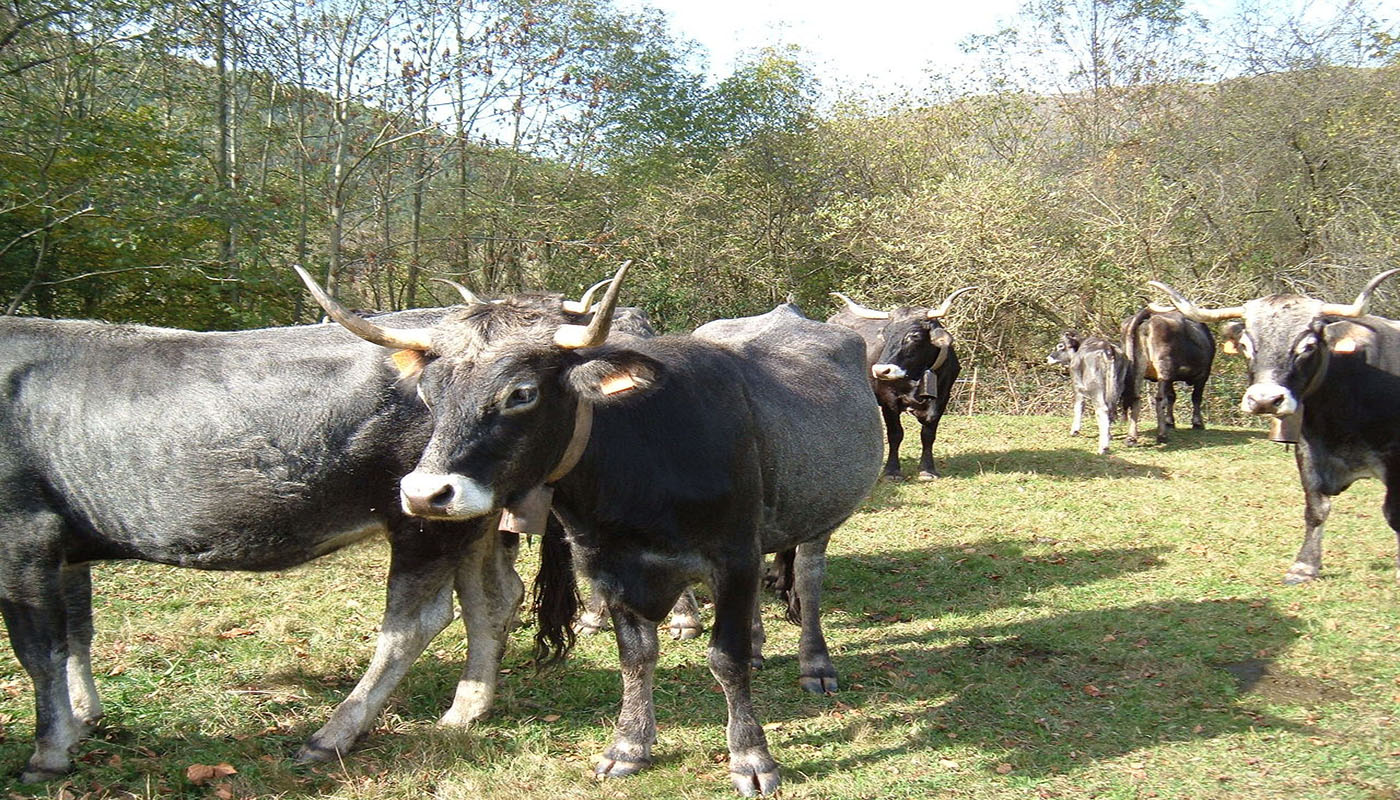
[397,340,664,520]
[872,311,952,382]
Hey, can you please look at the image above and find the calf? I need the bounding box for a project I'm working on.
[1121,307,1216,444]
[828,288,976,479]
[306,263,883,796]
[1150,270,1400,583]
[1046,332,1136,454]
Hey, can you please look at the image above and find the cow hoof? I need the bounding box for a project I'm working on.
[1155,435,1168,444]
[670,622,702,640]
[1070,430,1081,437]
[750,655,765,671]
[1282,571,1317,585]
[882,472,905,482]
[1097,447,1109,455]
[19,766,68,784]
[1124,436,1138,446]
[595,757,648,779]
[799,675,838,694]
[294,741,344,764]
[916,471,940,481]
[1192,422,1205,429]
[730,752,781,797]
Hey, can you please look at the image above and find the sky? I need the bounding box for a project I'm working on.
[616,0,1386,97]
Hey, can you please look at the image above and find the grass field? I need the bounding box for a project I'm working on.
[1,414,1398,799]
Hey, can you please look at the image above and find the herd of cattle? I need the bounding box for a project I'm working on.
[0,262,1397,794]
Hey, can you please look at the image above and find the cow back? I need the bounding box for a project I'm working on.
[695,305,883,550]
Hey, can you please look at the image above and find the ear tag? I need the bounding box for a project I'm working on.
[1332,338,1358,354]
[599,373,638,395]
[1221,340,1239,355]
[391,349,425,378]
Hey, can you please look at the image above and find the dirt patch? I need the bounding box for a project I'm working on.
[1219,658,1352,706]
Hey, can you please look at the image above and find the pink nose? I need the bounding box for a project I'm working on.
[1242,386,1287,415]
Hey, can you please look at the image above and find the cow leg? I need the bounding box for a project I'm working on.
[668,587,703,640]
[880,406,905,480]
[1094,400,1113,455]
[1190,379,1207,429]
[750,587,766,670]
[1125,390,1141,446]
[1286,443,1331,584]
[1154,381,1174,442]
[1070,393,1084,437]
[60,564,101,730]
[1385,483,1400,583]
[709,567,780,796]
[0,516,83,782]
[916,416,942,481]
[595,604,661,779]
[438,530,524,727]
[298,526,476,762]
[793,537,837,694]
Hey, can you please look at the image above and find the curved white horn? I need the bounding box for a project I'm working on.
[554,261,631,349]
[561,277,613,314]
[830,291,890,320]
[926,286,978,319]
[431,277,486,305]
[294,265,435,351]
[1146,280,1244,323]
[1319,268,1400,317]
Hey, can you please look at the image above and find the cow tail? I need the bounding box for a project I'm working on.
[1123,307,1151,372]
[765,549,801,626]
[1101,349,1123,422]
[531,514,578,668]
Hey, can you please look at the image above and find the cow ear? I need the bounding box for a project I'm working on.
[930,329,953,348]
[1218,320,1245,354]
[391,349,430,380]
[1324,321,1375,357]
[565,350,663,404]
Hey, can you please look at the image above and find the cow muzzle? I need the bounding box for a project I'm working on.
[872,363,907,381]
[400,471,495,519]
[1240,382,1299,417]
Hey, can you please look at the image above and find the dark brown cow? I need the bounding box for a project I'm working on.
[1121,306,1216,444]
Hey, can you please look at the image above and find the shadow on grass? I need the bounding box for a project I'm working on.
[941,448,1169,480]
[1126,425,1265,452]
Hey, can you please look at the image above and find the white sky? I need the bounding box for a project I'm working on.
[618,0,1388,96]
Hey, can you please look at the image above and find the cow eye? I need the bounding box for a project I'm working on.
[1295,335,1318,356]
[503,384,538,412]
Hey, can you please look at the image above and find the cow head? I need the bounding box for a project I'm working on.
[297,262,657,520]
[831,288,975,381]
[1046,332,1081,366]
[1148,270,1400,420]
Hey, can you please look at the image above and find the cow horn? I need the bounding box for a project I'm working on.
[1319,268,1400,317]
[1147,302,1176,314]
[430,277,486,305]
[1146,280,1244,322]
[554,260,631,349]
[926,286,978,319]
[830,291,890,320]
[560,276,613,314]
[294,265,435,352]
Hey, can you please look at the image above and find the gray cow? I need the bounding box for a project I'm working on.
[1047,332,1137,454]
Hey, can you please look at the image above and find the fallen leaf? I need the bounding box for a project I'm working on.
[995,762,1013,774]
[217,628,255,639]
[939,758,960,769]
[213,783,234,800]
[541,714,560,722]
[187,763,237,785]
[1083,684,1103,697]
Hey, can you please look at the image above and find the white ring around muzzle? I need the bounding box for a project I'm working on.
[400,471,495,519]
[1240,382,1299,417]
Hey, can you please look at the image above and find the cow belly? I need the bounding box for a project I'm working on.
[1306,440,1385,496]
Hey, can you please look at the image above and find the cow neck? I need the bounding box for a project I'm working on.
[498,399,592,537]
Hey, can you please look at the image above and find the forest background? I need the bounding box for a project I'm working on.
[2,0,1398,414]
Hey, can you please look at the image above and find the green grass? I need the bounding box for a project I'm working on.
[2,414,1399,799]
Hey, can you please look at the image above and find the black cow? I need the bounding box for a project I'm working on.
[0,299,533,782]
[307,263,883,796]
[1150,270,1400,584]
[1121,306,1216,444]
[1046,332,1137,454]
[828,288,976,480]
